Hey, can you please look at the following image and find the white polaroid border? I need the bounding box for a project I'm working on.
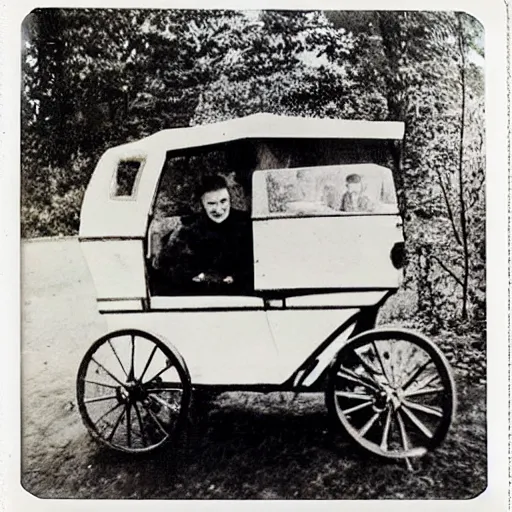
[0,0,509,510]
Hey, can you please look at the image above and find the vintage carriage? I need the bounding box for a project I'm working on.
[77,114,456,463]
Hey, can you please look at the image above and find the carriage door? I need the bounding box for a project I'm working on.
[251,165,404,292]
[251,165,404,382]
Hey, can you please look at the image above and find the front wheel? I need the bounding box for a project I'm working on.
[77,329,191,454]
[326,328,456,460]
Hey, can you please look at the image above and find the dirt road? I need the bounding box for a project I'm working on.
[21,238,486,499]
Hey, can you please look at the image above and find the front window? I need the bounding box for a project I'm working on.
[252,164,398,219]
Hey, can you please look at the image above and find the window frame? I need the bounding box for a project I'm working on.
[110,157,146,201]
[251,165,399,221]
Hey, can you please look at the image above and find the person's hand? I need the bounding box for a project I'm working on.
[223,276,234,284]
[192,273,206,283]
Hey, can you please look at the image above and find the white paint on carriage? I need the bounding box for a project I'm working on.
[76,115,407,386]
[286,291,388,308]
[79,148,166,239]
[104,310,280,385]
[79,114,405,240]
[80,240,147,300]
[253,215,402,291]
[103,308,358,386]
[98,300,143,312]
[150,295,265,309]
[265,309,358,384]
[301,324,356,387]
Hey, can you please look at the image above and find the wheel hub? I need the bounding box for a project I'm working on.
[373,387,403,412]
[117,381,148,404]
[372,390,388,411]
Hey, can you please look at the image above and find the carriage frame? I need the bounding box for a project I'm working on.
[76,114,456,463]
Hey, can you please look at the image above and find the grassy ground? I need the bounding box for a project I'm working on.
[20,239,487,499]
[21,382,486,500]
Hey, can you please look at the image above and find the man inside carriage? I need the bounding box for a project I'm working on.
[155,174,254,295]
[340,173,374,213]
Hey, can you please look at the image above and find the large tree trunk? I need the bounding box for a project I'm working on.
[376,13,410,218]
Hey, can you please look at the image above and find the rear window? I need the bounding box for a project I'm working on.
[252,164,398,219]
[111,159,144,199]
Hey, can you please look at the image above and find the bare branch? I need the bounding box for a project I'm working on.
[430,254,464,287]
[432,166,463,246]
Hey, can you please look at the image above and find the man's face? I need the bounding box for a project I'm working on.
[201,188,231,223]
[347,182,362,195]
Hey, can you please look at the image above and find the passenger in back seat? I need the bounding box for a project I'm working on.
[156,174,253,295]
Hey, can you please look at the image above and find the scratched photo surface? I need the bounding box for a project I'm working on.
[21,9,486,499]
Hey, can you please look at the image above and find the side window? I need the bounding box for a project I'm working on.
[252,165,398,218]
[111,159,144,199]
[148,148,254,297]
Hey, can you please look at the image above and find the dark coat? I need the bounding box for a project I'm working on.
[340,192,373,212]
[157,209,253,295]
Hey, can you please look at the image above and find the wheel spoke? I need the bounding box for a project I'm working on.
[402,399,443,418]
[342,400,373,415]
[134,402,148,447]
[107,339,128,378]
[95,402,124,431]
[145,387,183,393]
[337,367,380,392]
[380,408,392,450]
[91,357,127,388]
[148,394,179,414]
[359,411,381,437]
[400,359,433,391]
[388,342,398,387]
[84,393,118,404]
[401,405,433,439]
[396,410,410,451]
[335,390,372,400]
[144,360,174,385]
[107,407,126,442]
[139,345,158,383]
[83,379,119,389]
[396,343,416,384]
[126,403,132,448]
[406,373,441,394]
[371,340,392,385]
[128,334,136,381]
[404,386,445,398]
[353,350,382,381]
[141,402,169,438]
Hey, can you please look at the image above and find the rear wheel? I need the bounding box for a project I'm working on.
[326,329,456,460]
[77,329,191,454]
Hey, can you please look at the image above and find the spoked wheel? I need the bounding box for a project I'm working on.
[326,329,456,460]
[77,329,191,454]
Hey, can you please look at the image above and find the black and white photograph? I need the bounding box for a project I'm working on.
[4,3,506,505]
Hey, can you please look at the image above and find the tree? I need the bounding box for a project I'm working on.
[191,11,366,124]
[371,11,484,326]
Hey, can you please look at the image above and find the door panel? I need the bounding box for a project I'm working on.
[265,309,359,384]
[106,309,281,385]
[253,215,403,291]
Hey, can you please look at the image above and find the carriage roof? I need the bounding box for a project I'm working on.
[79,114,405,239]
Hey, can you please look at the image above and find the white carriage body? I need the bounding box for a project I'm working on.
[79,114,405,387]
